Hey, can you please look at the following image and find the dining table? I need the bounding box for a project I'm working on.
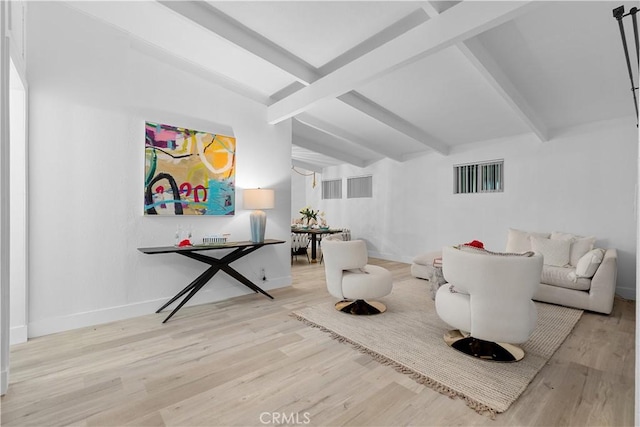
[291,227,343,263]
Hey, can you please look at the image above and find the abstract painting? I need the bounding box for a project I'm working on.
[144,121,236,215]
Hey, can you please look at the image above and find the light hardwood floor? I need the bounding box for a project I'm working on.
[1,258,635,426]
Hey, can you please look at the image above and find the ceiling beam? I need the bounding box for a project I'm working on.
[294,135,366,168]
[456,38,548,142]
[158,1,317,84]
[338,92,449,155]
[270,82,306,103]
[161,2,452,158]
[318,8,428,76]
[267,1,538,124]
[296,113,402,162]
[287,8,444,154]
[421,2,547,142]
[293,122,367,168]
[420,1,442,18]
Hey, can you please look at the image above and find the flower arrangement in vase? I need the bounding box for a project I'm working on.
[299,206,326,228]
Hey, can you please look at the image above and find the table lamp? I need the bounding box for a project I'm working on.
[243,188,275,243]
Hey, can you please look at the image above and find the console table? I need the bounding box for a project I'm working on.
[138,239,285,323]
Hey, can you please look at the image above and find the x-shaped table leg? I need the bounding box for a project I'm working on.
[156,246,274,323]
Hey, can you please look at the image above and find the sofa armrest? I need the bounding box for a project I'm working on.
[589,248,618,314]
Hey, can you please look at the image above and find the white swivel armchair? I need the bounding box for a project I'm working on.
[322,236,393,315]
[435,246,543,362]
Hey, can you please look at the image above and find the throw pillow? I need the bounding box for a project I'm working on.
[550,231,577,242]
[463,240,485,249]
[506,228,551,253]
[575,248,605,278]
[530,236,571,267]
[550,232,596,266]
[570,236,596,266]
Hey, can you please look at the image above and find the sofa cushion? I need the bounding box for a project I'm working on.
[574,248,605,278]
[541,265,591,291]
[530,237,571,267]
[570,236,596,266]
[506,228,551,252]
[550,232,596,266]
[549,231,576,241]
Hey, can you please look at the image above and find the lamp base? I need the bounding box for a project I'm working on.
[250,210,267,243]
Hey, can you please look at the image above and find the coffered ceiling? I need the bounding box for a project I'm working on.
[67,1,638,172]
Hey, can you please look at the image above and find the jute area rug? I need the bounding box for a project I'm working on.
[291,278,583,417]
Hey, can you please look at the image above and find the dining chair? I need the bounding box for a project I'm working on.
[291,233,310,263]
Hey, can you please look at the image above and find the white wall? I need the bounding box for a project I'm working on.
[0,0,11,397]
[26,3,292,337]
[319,118,637,299]
[290,168,307,220]
[9,61,27,345]
[636,122,640,427]
[302,172,324,220]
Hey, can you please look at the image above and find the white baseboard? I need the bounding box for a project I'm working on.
[368,251,413,264]
[28,277,291,338]
[616,286,636,301]
[10,325,27,345]
[1,368,7,396]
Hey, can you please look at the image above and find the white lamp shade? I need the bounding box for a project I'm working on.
[243,188,275,210]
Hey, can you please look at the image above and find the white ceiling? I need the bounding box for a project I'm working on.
[67,1,638,172]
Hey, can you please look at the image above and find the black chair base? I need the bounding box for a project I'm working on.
[335,299,386,315]
[443,329,525,362]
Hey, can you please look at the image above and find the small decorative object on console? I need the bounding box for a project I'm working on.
[175,225,192,247]
[202,233,230,245]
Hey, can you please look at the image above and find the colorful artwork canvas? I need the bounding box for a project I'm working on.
[144,121,236,215]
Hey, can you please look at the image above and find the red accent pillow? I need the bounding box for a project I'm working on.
[464,240,484,249]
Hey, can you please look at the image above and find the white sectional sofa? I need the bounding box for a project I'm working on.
[411,228,618,314]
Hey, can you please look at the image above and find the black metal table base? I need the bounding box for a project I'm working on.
[139,240,284,323]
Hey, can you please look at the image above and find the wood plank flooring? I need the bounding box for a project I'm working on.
[1,258,635,426]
